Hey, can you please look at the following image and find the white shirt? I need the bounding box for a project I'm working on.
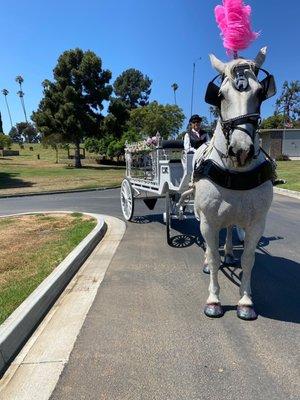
[184,129,208,153]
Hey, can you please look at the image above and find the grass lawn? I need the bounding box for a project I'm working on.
[0,213,97,325]
[276,161,300,192]
[9,143,95,163]
[0,144,125,195]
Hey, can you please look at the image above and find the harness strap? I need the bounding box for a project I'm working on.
[220,113,261,142]
[221,113,261,127]
[193,159,273,190]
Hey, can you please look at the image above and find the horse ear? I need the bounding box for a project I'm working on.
[255,46,267,68]
[209,54,225,74]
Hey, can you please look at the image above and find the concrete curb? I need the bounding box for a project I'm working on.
[0,211,107,376]
[274,187,300,200]
[0,186,121,199]
[0,216,126,400]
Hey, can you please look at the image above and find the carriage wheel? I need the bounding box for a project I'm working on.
[236,226,246,244]
[165,190,172,244]
[120,178,134,221]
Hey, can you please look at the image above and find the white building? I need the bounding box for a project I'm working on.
[260,129,300,159]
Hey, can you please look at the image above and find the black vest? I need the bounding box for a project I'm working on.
[189,130,207,149]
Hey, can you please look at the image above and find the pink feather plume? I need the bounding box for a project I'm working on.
[215,0,259,56]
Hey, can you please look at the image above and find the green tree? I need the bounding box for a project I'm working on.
[32,48,112,168]
[84,137,102,154]
[208,106,219,132]
[102,97,130,139]
[2,89,13,129]
[129,101,185,139]
[275,80,300,124]
[15,122,39,143]
[0,133,12,148]
[171,83,178,105]
[42,133,64,163]
[113,68,152,108]
[260,114,286,129]
[84,128,142,160]
[9,127,22,143]
[15,75,28,122]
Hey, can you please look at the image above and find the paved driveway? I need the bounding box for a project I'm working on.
[1,190,299,399]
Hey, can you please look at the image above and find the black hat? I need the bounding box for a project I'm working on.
[189,114,202,123]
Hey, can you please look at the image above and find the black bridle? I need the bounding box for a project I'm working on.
[220,112,262,157]
[205,65,276,159]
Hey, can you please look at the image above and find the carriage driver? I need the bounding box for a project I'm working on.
[184,114,208,153]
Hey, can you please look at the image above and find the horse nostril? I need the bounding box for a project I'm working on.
[228,146,235,157]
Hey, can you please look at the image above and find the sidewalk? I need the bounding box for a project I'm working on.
[0,216,126,400]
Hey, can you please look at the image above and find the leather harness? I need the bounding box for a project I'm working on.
[193,158,273,190]
[195,64,276,190]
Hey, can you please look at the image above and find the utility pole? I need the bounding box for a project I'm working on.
[190,57,201,116]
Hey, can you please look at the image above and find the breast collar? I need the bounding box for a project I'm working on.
[193,158,274,190]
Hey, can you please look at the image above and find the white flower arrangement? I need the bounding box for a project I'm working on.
[125,134,160,154]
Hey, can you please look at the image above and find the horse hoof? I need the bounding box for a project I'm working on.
[223,254,237,266]
[204,303,224,318]
[237,305,257,321]
[203,262,210,274]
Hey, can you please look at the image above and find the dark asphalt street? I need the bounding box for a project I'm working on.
[1,190,299,399]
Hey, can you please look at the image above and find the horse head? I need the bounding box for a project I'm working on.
[206,47,276,167]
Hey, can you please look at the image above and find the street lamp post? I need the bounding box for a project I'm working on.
[190,57,201,116]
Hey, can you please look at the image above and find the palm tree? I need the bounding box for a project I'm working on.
[15,75,28,122]
[2,89,13,129]
[171,83,178,105]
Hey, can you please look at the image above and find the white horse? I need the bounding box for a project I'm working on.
[194,47,275,320]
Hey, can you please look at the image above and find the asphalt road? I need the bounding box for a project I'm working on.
[1,190,299,399]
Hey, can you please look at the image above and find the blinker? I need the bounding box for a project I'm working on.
[204,75,222,108]
[260,73,276,100]
[204,67,276,107]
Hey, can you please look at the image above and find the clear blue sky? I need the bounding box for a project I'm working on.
[0,0,299,133]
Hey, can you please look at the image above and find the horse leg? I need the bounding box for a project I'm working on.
[204,225,235,273]
[200,217,223,317]
[224,225,236,265]
[203,251,210,274]
[237,221,265,320]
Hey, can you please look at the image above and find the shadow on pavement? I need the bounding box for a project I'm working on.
[132,216,152,224]
[220,250,300,324]
[252,253,300,323]
[131,209,299,323]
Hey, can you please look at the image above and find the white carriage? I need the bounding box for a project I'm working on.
[120,135,196,244]
[120,135,246,245]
